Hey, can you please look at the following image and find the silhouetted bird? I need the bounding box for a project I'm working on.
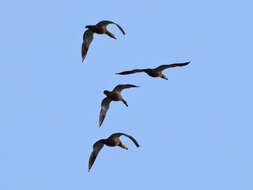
[116,61,190,80]
[81,20,125,62]
[99,84,139,127]
[88,133,140,171]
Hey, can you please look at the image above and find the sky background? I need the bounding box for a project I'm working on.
[1,0,253,189]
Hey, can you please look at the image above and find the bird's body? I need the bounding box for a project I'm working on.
[89,133,140,171]
[96,137,121,147]
[144,69,162,77]
[85,25,105,34]
[104,90,122,101]
[116,61,190,80]
[99,84,139,127]
[81,20,125,62]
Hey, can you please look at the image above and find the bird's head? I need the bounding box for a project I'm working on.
[103,90,110,96]
[85,25,93,29]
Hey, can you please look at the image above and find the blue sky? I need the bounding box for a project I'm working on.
[1,0,253,189]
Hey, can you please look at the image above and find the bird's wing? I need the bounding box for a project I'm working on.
[88,141,104,171]
[96,20,114,26]
[109,133,140,147]
[112,22,125,35]
[81,29,94,62]
[97,20,125,35]
[116,69,145,75]
[99,97,112,127]
[113,84,139,92]
[154,61,190,71]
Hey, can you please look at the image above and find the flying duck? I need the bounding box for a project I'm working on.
[99,84,139,127]
[88,133,140,171]
[116,61,190,80]
[82,20,125,62]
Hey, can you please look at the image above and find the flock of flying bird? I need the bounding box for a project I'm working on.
[81,20,190,171]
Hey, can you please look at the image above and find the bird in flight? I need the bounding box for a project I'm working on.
[88,133,140,171]
[99,84,139,127]
[116,61,190,80]
[81,20,125,62]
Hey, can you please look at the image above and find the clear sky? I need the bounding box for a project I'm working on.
[1,0,253,189]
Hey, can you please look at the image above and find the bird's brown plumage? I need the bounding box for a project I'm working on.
[81,29,94,62]
[154,62,190,71]
[99,84,139,127]
[96,20,125,35]
[99,97,112,127]
[108,133,140,147]
[113,84,139,92]
[88,133,139,171]
[116,61,190,79]
[81,20,125,62]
